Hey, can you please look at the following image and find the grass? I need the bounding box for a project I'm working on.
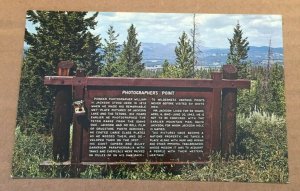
[11,110,288,182]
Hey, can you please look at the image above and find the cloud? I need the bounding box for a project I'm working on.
[26,12,283,48]
[193,14,283,48]
[91,12,194,44]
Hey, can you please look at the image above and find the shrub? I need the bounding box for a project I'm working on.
[12,111,288,182]
[12,127,72,178]
[180,111,288,183]
[236,111,288,177]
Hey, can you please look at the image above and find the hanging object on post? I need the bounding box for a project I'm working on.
[73,100,86,115]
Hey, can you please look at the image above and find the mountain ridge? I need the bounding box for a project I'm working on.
[24,42,284,67]
[141,42,283,67]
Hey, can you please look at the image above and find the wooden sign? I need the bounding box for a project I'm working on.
[44,62,250,166]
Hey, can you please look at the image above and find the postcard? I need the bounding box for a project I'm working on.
[12,10,287,183]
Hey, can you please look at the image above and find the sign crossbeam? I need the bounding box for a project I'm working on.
[44,75,250,89]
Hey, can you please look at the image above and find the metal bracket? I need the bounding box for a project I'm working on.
[73,100,86,115]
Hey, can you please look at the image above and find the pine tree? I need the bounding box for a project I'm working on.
[267,63,285,116]
[116,24,144,77]
[18,11,102,134]
[191,14,197,67]
[80,32,103,76]
[227,22,250,78]
[101,26,121,77]
[175,32,194,78]
[237,64,285,116]
[162,59,170,76]
[190,14,202,68]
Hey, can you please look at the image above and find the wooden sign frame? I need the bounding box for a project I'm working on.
[44,63,250,167]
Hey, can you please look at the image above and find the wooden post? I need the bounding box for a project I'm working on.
[71,69,87,164]
[52,61,74,162]
[221,64,238,157]
[210,72,222,153]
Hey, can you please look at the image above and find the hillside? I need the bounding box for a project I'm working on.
[141,43,284,67]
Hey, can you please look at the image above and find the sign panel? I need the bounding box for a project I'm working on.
[81,88,213,163]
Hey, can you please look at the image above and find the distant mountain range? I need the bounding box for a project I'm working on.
[141,42,284,68]
[24,42,284,68]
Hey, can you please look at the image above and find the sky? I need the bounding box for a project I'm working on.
[26,12,283,49]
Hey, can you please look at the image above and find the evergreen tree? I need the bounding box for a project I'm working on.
[237,64,285,116]
[162,59,170,76]
[191,14,197,67]
[116,24,144,77]
[160,59,180,78]
[80,32,103,76]
[18,11,102,134]
[227,22,250,78]
[190,13,202,68]
[175,32,194,78]
[266,63,285,116]
[101,26,121,77]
